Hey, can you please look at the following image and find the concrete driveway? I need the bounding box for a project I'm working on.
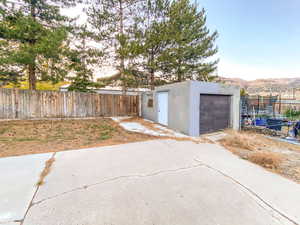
[1,140,300,225]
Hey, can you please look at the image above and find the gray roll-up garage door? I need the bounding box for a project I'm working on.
[200,94,231,134]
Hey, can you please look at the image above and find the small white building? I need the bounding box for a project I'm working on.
[141,80,240,136]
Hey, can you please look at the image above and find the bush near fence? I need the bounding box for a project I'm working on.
[0,88,139,119]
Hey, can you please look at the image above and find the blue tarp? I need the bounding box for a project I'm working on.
[266,119,282,131]
[254,119,267,126]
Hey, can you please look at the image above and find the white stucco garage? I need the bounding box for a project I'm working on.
[141,81,240,136]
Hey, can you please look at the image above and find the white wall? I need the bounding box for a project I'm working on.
[142,80,241,136]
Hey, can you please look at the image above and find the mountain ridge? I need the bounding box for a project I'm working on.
[220,77,300,95]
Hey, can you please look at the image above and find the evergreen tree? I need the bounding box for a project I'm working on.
[67,25,104,92]
[87,0,143,91]
[0,0,78,90]
[0,34,22,86]
[134,0,170,90]
[122,0,218,88]
[159,0,218,82]
[240,88,247,96]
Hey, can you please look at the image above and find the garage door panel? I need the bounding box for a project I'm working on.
[200,94,231,135]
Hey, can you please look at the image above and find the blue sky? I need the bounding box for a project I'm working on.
[198,0,300,80]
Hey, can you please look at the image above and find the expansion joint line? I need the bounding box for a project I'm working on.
[194,158,299,225]
[20,152,57,225]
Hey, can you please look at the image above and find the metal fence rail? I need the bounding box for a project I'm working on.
[241,95,300,117]
[241,95,278,116]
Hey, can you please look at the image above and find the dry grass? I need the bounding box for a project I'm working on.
[0,117,211,158]
[219,130,269,151]
[37,155,55,186]
[219,129,300,183]
[219,130,285,169]
[246,152,284,169]
[0,118,158,158]
[220,129,300,153]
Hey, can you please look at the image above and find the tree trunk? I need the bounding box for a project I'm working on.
[28,64,36,90]
[150,68,155,90]
[177,70,182,82]
[149,49,155,90]
[29,1,37,90]
[119,0,126,95]
[177,59,182,82]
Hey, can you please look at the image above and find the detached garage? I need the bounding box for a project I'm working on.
[141,80,240,136]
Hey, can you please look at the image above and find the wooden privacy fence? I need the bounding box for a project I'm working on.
[0,88,139,119]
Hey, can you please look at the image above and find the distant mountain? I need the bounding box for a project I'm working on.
[220,77,300,96]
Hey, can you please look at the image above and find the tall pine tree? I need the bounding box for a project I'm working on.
[121,0,218,88]
[87,0,144,91]
[159,0,218,82]
[0,0,78,90]
[135,0,170,89]
[67,25,104,92]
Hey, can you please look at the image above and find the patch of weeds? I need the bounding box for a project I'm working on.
[66,135,77,140]
[13,137,38,142]
[75,130,88,135]
[0,137,10,142]
[82,137,95,145]
[90,123,115,130]
[43,135,57,142]
[0,127,9,135]
[247,152,284,169]
[89,123,117,141]
[99,130,112,140]
[37,156,55,186]
[99,134,111,140]
[89,124,101,129]
[59,135,77,141]
[52,125,68,135]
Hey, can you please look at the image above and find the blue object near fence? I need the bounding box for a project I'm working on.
[254,119,267,126]
[266,119,282,131]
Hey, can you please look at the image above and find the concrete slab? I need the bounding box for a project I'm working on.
[33,140,200,203]
[20,140,300,225]
[0,153,52,223]
[172,141,300,224]
[202,131,228,142]
[24,167,283,225]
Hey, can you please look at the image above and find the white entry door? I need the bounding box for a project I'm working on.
[157,92,168,126]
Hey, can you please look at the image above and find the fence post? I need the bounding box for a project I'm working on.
[138,94,142,117]
[14,88,19,119]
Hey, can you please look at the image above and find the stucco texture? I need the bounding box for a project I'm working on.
[141,81,240,136]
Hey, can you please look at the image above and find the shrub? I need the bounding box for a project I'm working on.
[284,108,300,120]
[247,152,283,169]
[219,130,267,151]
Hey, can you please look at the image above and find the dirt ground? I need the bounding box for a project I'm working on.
[219,130,300,184]
[0,118,158,158]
